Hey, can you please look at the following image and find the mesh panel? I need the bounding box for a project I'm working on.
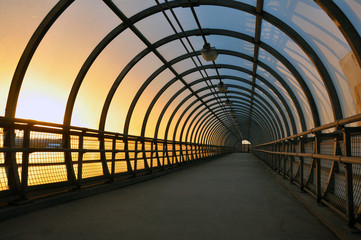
[324,173,346,213]
[30,131,61,148]
[71,135,79,149]
[113,160,128,173]
[0,129,6,190]
[0,128,3,148]
[320,159,332,192]
[104,138,113,150]
[351,133,361,216]
[82,162,103,179]
[83,136,99,149]
[136,160,145,170]
[15,130,24,148]
[0,164,9,191]
[82,153,102,178]
[0,129,8,190]
[26,152,67,186]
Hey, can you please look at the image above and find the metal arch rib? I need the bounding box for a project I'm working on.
[314,0,361,70]
[6,0,74,118]
[175,90,279,144]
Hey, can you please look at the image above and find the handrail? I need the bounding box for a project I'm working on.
[255,149,361,165]
[252,113,361,228]
[0,116,234,205]
[254,113,361,147]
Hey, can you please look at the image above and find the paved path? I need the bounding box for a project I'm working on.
[0,153,337,240]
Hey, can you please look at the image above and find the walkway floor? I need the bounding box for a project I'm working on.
[0,153,337,240]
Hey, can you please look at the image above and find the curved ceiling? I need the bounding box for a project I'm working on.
[1,0,361,146]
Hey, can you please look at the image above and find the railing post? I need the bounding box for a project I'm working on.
[63,126,76,186]
[20,124,31,200]
[289,139,294,183]
[343,127,355,227]
[314,133,321,203]
[111,136,116,177]
[283,141,287,178]
[99,133,111,180]
[134,140,138,174]
[77,133,84,188]
[4,125,21,196]
[277,142,281,173]
[142,139,150,172]
[150,140,154,171]
[271,143,277,171]
[299,137,304,191]
[124,136,133,175]
[172,141,178,165]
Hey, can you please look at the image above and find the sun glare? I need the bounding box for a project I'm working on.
[16,91,66,124]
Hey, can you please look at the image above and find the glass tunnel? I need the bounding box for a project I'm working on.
[1,0,361,228]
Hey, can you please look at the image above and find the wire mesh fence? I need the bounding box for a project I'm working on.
[253,121,361,228]
[0,117,231,203]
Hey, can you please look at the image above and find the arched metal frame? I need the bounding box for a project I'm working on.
[177,93,281,144]
[159,65,294,137]
[200,102,277,143]
[173,90,279,144]
[3,0,359,192]
[6,0,345,129]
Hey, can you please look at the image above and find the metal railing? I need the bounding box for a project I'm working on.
[253,113,361,228]
[0,117,232,204]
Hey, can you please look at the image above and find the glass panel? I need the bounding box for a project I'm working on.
[189,81,212,92]
[15,0,120,124]
[255,89,286,136]
[106,52,163,133]
[257,81,294,133]
[158,90,195,139]
[219,68,253,81]
[257,66,311,131]
[166,95,200,140]
[207,35,255,57]
[258,46,332,125]
[145,81,185,138]
[264,0,352,120]
[334,0,361,37]
[130,69,175,137]
[172,58,198,75]
[157,40,189,62]
[172,98,199,141]
[193,6,256,37]
[217,55,253,70]
[182,71,203,85]
[72,29,146,128]
[156,88,194,140]
[135,12,176,44]
[113,0,155,18]
[0,0,58,116]
[226,79,251,90]
[180,106,203,142]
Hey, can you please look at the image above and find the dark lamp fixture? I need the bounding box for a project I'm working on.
[217,81,228,93]
[225,99,232,106]
[201,43,218,61]
[230,110,235,115]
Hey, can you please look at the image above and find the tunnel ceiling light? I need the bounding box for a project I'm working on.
[201,43,218,61]
[225,99,232,106]
[217,81,228,93]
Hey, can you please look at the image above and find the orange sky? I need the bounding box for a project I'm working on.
[0,1,195,140]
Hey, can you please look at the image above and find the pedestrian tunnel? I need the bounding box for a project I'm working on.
[1,0,361,230]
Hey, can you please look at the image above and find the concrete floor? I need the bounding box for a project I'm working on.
[0,153,337,240]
